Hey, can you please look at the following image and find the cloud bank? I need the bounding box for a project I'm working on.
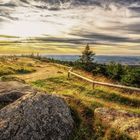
[0,0,140,55]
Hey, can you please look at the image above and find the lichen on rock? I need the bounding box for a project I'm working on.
[94,107,140,140]
[0,82,74,140]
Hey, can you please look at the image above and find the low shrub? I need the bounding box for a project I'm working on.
[121,67,140,87]
[106,62,124,80]
[16,67,36,74]
[0,67,15,76]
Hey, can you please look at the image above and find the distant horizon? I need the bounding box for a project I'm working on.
[0,53,140,57]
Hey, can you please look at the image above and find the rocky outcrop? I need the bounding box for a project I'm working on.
[0,81,34,102]
[0,82,74,140]
[94,108,140,140]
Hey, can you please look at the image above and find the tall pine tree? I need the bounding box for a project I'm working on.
[80,43,95,65]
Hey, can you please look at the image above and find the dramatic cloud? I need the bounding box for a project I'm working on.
[0,0,140,55]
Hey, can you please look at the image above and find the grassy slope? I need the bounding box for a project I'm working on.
[0,57,140,140]
[0,57,36,76]
[31,76,140,139]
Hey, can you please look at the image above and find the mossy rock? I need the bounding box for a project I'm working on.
[94,108,140,140]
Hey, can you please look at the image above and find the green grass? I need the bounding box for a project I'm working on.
[31,75,140,140]
[0,57,36,76]
[32,76,140,112]
[0,75,25,83]
[104,128,133,140]
[86,90,140,108]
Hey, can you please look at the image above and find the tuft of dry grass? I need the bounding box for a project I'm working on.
[0,57,36,77]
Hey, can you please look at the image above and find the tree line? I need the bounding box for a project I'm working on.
[29,44,140,88]
[77,44,140,87]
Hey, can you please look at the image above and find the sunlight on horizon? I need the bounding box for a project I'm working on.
[0,0,140,55]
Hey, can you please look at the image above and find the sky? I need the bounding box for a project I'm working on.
[0,0,140,55]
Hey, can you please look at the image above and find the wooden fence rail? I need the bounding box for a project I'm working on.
[68,68,140,92]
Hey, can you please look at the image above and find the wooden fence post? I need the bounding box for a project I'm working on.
[68,72,70,79]
[68,67,73,79]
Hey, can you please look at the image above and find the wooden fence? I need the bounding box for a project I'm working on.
[68,68,140,92]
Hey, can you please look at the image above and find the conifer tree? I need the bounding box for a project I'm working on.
[80,43,95,65]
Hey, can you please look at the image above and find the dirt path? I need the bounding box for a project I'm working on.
[16,63,68,82]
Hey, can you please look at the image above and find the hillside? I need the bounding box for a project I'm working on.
[0,56,140,140]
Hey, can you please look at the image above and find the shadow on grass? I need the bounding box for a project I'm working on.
[86,90,140,108]
[32,76,140,108]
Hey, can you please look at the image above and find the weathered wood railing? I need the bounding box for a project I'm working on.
[68,68,140,92]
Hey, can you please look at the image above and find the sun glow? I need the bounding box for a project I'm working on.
[1,21,57,37]
[0,0,140,55]
[1,18,77,38]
